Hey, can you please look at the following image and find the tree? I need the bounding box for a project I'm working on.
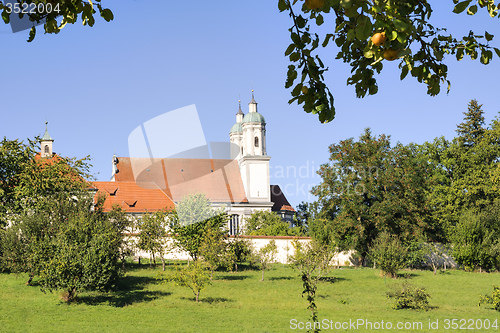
[450,207,500,272]
[106,204,135,269]
[171,260,211,302]
[0,137,92,223]
[312,128,434,265]
[279,0,500,123]
[199,224,232,279]
[244,210,302,236]
[169,193,228,261]
[0,0,113,42]
[136,209,171,270]
[251,239,278,281]
[2,193,122,302]
[420,100,500,230]
[369,232,407,278]
[288,239,334,333]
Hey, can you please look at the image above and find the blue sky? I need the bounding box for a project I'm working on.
[1,1,499,207]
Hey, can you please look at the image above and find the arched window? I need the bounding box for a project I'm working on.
[44,145,49,155]
[254,136,259,148]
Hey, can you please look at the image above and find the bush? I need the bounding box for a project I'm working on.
[369,232,407,278]
[479,285,500,311]
[243,211,302,236]
[451,207,500,272]
[387,282,431,311]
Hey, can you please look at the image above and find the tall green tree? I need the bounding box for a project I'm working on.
[312,128,434,264]
[420,100,500,232]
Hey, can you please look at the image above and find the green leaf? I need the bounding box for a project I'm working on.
[485,31,494,41]
[27,26,36,43]
[1,9,9,24]
[316,14,324,26]
[285,44,295,56]
[400,65,409,80]
[278,0,288,12]
[355,16,373,41]
[322,34,334,47]
[467,4,477,15]
[453,0,472,14]
[494,48,500,58]
[100,8,114,22]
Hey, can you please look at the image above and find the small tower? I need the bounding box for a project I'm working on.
[40,121,54,158]
[229,101,244,159]
[111,153,119,181]
[238,91,271,203]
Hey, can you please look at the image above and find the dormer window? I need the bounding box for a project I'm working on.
[254,137,259,148]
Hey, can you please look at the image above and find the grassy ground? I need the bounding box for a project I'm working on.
[0,262,498,332]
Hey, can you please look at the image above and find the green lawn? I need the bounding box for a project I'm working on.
[0,263,498,332]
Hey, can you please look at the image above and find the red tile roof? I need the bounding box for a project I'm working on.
[113,157,248,203]
[92,181,175,213]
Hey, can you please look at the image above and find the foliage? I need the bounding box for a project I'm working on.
[278,0,500,123]
[450,207,500,272]
[422,242,452,274]
[251,240,278,281]
[369,232,407,278]
[199,225,232,279]
[294,201,320,235]
[175,193,216,227]
[0,137,91,227]
[312,128,434,264]
[106,204,135,269]
[421,100,500,231]
[136,209,171,270]
[387,282,431,311]
[227,237,252,272]
[244,210,302,236]
[171,260,211,302]
[404,241,427,270]
[0,0,113,42]
[2,194,122,302]
[169,193,228,261]
[479,285,500,311]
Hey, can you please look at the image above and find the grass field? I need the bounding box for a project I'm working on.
[0,262,498,332]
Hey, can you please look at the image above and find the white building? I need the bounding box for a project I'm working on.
[93,94,295,234]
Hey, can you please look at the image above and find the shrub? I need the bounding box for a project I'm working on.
[387,282,431,311]
[369,232,407,278]
[479,285,500,311]
[451,208,500,272]
[171,260,211,302]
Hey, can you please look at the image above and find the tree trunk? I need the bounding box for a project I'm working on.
[261,269,265,281]
[138,257,141,265]
[149,254,152,268]
[152,253,156,267]
[26,275,33,286]
[161,255,165,271]
[195,291,200,302]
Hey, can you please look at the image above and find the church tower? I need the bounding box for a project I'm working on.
[229,101,244,159]
[40,121,54,158]
[237,92,271,203]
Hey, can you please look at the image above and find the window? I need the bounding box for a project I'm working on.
[44,145,49,155]
[254,136,259,147]
[229,214,239,236]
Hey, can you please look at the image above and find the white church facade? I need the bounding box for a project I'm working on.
[70,94,296,234]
